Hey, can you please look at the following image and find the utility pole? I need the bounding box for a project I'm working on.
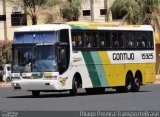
[3,0,7,40]
[90,0,94,22]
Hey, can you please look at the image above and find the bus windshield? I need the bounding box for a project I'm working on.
[32,45,57,72]
[12,46,33,73]
[12,45,58,73]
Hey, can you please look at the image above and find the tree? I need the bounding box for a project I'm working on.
[61,0,82,21]
[111,0,160,26]
[0,41,12,65]
[8,0,61,25]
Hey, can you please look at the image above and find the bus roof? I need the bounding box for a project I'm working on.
[15,22,153,32]
[67,21,153,31]
[15,24,70,32]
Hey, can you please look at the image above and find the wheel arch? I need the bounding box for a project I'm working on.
[126,70,134,79]
[73,72,82,88]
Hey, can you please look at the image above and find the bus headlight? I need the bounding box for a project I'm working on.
[12,83,21,89]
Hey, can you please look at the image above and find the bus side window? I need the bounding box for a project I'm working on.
[127,32,134,48]
[99,32,105,47]
[85,32,92,48]
[141,32,147,48]
[105,32,111,47]
[148,32,153,49]
[112,32,119,48]
[92,32,98,47]
[118,32,125,48]
[77,32,83,47]
[71,32,77,47]
[71,31,84,48]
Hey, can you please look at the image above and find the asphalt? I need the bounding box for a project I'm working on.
[0,84,160,111]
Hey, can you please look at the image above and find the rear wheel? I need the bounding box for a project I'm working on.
[125,74,133,92]
[32,91,40,97]
[132,77,140,92]
[116,73,133,93]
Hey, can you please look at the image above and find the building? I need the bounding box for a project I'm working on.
[0,0,25,42]
[79,0,114,22]
[0,0,60,44]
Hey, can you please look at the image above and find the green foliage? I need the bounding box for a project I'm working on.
[0,42,12,66]
[9,0,61,25]
[61,0,82,21]
[111,0,160,25]
[23,0,61,24]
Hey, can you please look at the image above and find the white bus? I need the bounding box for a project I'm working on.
[11,22,156,97]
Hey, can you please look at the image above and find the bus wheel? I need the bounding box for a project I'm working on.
[116,74,133,93]
[125,73,133,92]
[132,77,140,92]
[32,91,40,97]
[69,77,78,96]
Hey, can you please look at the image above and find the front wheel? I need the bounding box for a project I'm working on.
[69,77,78,96]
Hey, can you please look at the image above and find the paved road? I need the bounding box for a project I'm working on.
[0,84,160,111]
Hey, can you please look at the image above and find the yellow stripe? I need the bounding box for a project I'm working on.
[98,51,111,86]
[98,51,111,64]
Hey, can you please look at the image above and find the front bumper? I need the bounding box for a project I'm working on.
[12,79,62,91]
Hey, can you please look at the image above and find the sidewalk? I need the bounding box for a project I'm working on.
[155,75,160,84]
[0,82,11,88]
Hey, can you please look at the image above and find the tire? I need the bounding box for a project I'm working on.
[132,77,140,92]
[116,74,133,93]
[32,91,40,97]
[69,77,78,96]
[125,74,133,92]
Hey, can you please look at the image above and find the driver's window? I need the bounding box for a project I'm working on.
[59,47,67,74]
[58,29,70,74]
[59,29,69,43]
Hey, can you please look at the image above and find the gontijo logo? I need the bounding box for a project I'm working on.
[113,53,134,61]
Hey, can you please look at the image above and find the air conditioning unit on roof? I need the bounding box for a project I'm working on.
[12,6,22,13]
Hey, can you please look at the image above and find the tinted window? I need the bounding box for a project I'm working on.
[11,14,27,26]
[83,10,90,16]
[126,32,135,48]
[71,30,153,50]
[71,32,84,47]
[100,9,107,15]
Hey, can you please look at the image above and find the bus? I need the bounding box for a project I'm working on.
[11,22,156,97]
